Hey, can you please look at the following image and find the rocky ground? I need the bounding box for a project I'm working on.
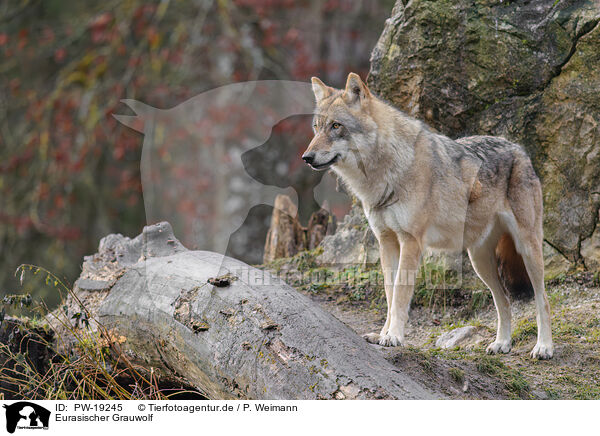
[263,251,600,400]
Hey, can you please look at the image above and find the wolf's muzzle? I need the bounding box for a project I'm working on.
[302,152,315,165]
[302,153,340,171]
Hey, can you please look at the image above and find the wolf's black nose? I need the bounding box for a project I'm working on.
[302,152,315,164]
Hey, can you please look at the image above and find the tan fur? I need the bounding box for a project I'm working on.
[303,73,554,359]
[469,179,482,203]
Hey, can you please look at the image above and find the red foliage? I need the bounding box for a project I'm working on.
[0,0,388,294]
[54,48,66,63]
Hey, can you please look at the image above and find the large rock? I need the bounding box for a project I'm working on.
[317,202,379,267]
[369,0,600,267]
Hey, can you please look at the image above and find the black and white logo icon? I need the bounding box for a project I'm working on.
[3,402,50,434]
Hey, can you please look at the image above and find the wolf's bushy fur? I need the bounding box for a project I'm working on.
[303,73,553,359]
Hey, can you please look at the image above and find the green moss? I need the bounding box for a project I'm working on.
[412,256,488,314]
[262,246,324,273]
[504,372,530,397]
[17,315,52,335]
[572,385,600,400]
[553,320,587,338]
[556,374,600,400]
[428,347,470,361]
[440,319,483,332]
[468,290,492,312]
[473,355,530,398]
[403,346,435,373]
[475,355,504,376]
[512,318,537,343]
[548,290,566,308]
[586,328,600,344]
[294,248,323,271]
[449,367,465,384]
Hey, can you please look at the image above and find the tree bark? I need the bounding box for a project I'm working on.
[263,194,334,263]
[56,222,441,400]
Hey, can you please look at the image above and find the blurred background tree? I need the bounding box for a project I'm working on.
[0,0,394,309]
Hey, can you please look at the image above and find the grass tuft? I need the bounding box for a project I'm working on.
[1,264,203,400]
[449,367,465,384]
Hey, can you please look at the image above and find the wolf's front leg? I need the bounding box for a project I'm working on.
[379,238,421,347]
[363,233,399,344]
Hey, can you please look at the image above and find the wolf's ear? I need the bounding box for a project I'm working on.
[343,72,370,104]
[311,77,333,102]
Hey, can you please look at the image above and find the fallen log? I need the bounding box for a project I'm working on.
[56,222,441,400]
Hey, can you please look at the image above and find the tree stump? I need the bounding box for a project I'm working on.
[263,194,334,263]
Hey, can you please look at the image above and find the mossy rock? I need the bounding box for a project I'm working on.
[369,0,600,266]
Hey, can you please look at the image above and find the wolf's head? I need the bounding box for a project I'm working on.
[302,73,377,173]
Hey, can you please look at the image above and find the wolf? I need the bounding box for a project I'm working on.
[302,73,553,359]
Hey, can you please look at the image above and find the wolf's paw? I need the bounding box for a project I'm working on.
[530,342,554,360]
[486,340,511,354]
[362,332,381,344]
[378,334,404,347]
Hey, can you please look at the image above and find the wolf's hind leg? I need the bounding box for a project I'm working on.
[364,233,399,344]
[468,236,512,354]
[518,237,553,359]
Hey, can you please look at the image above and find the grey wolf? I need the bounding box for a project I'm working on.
[302,73,553,359]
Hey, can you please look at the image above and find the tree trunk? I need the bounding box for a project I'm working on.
[263,194,334,263]
[57,222,441,400]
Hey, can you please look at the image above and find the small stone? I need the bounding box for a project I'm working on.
[220,308,235,317]
[191,321,209,332]
[339,383,361,399]
[208,274,235,287]
[435,326,477,349]
[260,320,279,330]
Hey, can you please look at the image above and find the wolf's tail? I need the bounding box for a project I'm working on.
[495,233,534,301]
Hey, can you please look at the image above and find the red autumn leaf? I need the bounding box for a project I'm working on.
[54,48,66,62]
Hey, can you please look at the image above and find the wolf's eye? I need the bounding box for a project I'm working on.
[331,122,341,130]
